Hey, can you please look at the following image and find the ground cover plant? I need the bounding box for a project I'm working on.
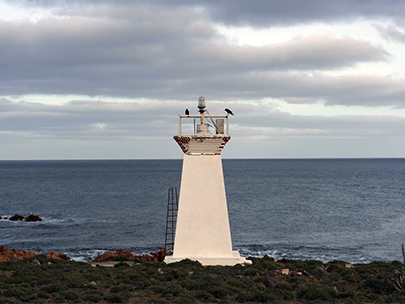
[1,255,405,303]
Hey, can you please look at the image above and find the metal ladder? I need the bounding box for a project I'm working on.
[164,187,178,252]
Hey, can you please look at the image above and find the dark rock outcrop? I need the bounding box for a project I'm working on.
[45,251,69,260]
[0,245,36,262]
[9,214,24,221]
[93,249,136,262]
[93,249,167,263]
[153,249,167,262]
[25,214,42,222]
[263,254,275,262]
[277,258,293,264]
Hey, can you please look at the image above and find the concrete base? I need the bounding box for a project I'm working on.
[165,251,251,266]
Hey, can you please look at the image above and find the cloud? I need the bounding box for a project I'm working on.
[0,5,387,103]
[0,98,186,138]
[375,23,405,44]
[9,0,405,26]
[193,0,405,27]
[171,72,405,108]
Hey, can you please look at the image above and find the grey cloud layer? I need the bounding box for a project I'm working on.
[0,5,390,105]
[15,0,405,26]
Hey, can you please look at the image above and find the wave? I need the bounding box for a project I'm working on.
[236,244,387,264]
[54,244,388,264]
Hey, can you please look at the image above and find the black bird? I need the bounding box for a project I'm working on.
[185,109,190,115]
[224,108,234,115]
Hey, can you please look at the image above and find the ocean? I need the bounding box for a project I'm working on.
[1,159,404,263]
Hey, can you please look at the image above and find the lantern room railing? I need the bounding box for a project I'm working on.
[178,114,230,136]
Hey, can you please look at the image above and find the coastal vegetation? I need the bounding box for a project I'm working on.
[1,253,405,303]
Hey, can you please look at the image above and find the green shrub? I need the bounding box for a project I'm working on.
[176,290,195,303]
[209,282,238,298]
[169,259,202,268]
[40,283,64,293]
[291,259,324,271]
[163,284,183,297]
[110,283,135,293]
[2,286,33,297]
[179,277,205,290]
[362,277,394,294]
[195,290,215,301]
[81,290,105,303]
[61,290,79,301]
[148,284,166,294]
[105,293,126,303]
[297,283,337,301]
[36,290,50,299]
[275,281,292,291]
[81,293,104,302]
[236,287,273,303]
[0,296,20,304]
[163,283,194,302]
[243,267,261,277]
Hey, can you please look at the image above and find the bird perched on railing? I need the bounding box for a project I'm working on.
[185,109,190,116]
[224,108,234,115]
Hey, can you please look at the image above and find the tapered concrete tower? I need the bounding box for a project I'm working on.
[165,97,249,266]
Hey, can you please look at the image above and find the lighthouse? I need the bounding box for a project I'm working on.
[164,96,249,266]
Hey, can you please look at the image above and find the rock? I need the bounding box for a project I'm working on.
[134,254,153,262]
[87,281,97,286]
[0,246,70,262]
[0,245,37,262]
[9,214,24,221]
[263,255,275,262]
[45,251,69,260]
[93,249,135,262]
[31,259,41,266]
[25,214,42,222]
[93,252,116,262]
[281,268,290,275]
[345,263,355,269]
[277,258,293,264]
[93,249,167,263]
[153,249,167,262]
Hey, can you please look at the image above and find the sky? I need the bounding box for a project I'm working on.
[1,0,405,160]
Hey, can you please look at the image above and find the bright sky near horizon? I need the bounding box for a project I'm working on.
[1,0,405,160]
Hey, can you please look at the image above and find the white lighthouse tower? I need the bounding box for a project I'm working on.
[164,96,249,266]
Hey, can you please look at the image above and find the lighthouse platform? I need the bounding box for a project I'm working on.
[173,135,230,155]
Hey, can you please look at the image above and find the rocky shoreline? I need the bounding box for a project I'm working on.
[0,245,68,263]
[0,245,166,264]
